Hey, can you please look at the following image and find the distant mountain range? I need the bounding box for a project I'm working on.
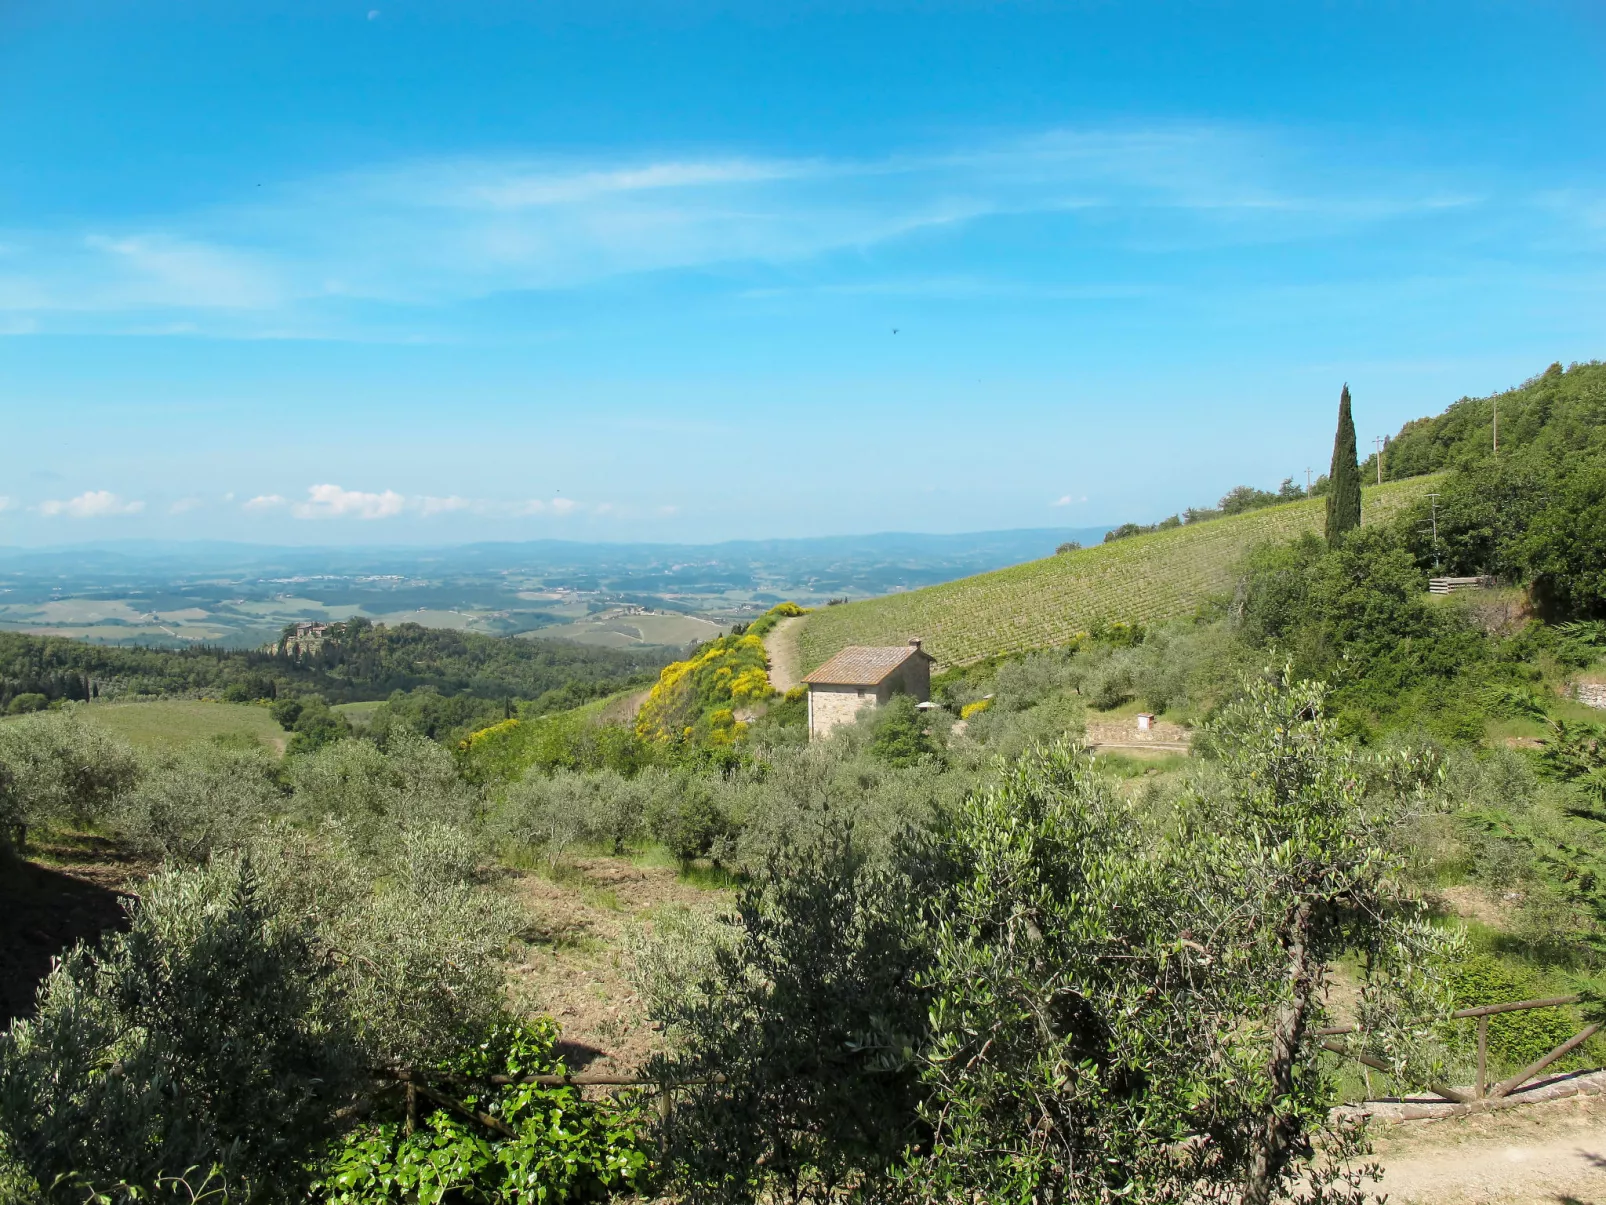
[0,528,1114,651]
[0,528,1114,575]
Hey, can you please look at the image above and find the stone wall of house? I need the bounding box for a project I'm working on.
[809,684,876,739]
[892,655,932,701]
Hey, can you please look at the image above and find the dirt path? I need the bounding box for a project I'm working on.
[764,615,805,692]
[598,688,651,725]
[505,856,728,1075]
[1369,1092,1606,1203]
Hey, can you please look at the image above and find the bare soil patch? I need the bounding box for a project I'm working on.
[1438,882,1527,930]
[763,615,805,693]
[1369,1089,1606,1204]
[505,855,729,1076]
[599,689,651,725]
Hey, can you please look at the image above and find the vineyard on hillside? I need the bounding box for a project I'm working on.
[797,478,1436,671]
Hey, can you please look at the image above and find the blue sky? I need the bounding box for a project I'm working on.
[1,1,1603,545]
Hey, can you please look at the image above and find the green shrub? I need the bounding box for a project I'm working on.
[318,1019,651,1205]
[4,693,46,715]
[270,697,304,729]
[1443,954,1579,1070]
[492,767,648,858]
[485,705,655,780]
[643,821,931,1203]
[868,694,940,768]
[0,707,141,851]
[285,733,477,860]
[251,822,520,1070]
[120,741,285,863]
[0,857,361,1202]
[644,770,737,865]
[285,697,354,755]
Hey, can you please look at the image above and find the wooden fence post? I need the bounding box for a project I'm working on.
[1487,1024,1602,1101]
[1476,1016,1488,1099]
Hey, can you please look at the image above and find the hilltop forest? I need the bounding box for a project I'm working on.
[0,619,666,714]
[4,361,1606,1204]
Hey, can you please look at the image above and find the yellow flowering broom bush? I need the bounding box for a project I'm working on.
[636,633,774,746]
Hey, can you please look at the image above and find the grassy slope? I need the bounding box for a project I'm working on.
[798,478,1435,671]
[79,700,286,753]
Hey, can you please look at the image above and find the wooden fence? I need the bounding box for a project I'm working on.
[1318,994,1600,1104]
[374,1065,704,1137]
[382,996,1601,1138]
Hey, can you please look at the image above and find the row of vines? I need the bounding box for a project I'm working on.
[798,479,1436,671]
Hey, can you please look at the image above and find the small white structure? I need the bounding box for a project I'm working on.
[1136,713,1156,733]
[1428,576,1496,595]
[804,639,935,741]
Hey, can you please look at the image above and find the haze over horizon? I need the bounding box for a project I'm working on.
[2,1,1603,547]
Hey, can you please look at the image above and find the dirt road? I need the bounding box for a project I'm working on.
[1369,1092,1606,1203]
[763,615,805,692]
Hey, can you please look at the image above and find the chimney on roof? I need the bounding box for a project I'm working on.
[908,638,922,650]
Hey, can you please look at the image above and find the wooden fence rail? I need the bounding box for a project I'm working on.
[379,996,1600,1138]
[1319,994,1599,1102]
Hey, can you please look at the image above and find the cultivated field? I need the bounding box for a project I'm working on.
[78,699,286,753]
[538,609,726,650]
[798,479,1437,671]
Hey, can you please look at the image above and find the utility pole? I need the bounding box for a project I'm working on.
[1373,436,1385,485]
[1425,492,1442,571]
[1493,398,1499,454]
[1305,466,1313,494]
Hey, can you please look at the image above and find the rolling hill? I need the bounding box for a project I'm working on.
[1364,359,1606,482]
[796,478,1436,672]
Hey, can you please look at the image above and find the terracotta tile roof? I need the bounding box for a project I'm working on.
[803,644,930,686]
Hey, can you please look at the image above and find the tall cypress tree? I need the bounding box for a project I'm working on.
[1325,383,1361,546]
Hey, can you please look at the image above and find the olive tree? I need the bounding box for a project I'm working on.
[0,822,522,1201]
[0,708,140,853]
[119,741,285,864]
[646,670,1450,1204]
[0,856,361,1202]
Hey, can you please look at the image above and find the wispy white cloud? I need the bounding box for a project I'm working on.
[0,234,282,315]
[417,494,472,516]
[243,488,591,519]
[0,124,1507,335]
[291,484,406,520]
[1052,494,1087,507]
[39,490,144,518]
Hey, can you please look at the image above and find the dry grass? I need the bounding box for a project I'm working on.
[504,854,730,1076]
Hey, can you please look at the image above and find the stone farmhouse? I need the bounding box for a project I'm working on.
[802,639,934,740]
